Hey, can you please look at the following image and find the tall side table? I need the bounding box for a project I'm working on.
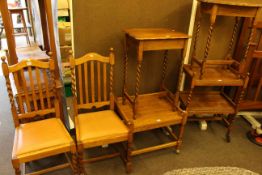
[122,28,189,118]
[116,28,190,156]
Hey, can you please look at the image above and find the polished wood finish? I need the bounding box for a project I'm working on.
[125,28,189,40]
[238,21,262,110]
[123,28,190,117]
[117,28,189,159]
[192,0,261,80]
[181,0,257,142]
[16,45,50,61]
[9,7,31,46]
[183,64,244,86]
[38,0,50,52]
[0,0,17,64]
[1,57,77,175]
[70,49,132,173]
[0,0,55,64]
[117,92,184,133]
[0,0,66,123]
[198,0,262,7]
[180,91,236,115]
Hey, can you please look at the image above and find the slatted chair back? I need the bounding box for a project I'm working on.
[70,48,115,115]
[1,57,60,127]
[245,21,262,102]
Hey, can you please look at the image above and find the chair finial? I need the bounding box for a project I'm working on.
[1,56,6,63]
[109,48,115,65]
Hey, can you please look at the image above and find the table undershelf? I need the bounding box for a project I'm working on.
[116,92,183,133]
[180,91,236,115]
[183,65,244,86]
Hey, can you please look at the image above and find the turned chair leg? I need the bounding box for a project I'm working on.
[15,168,21,175]
[78,146,85,175]
[13,164,21,175]
[226,114,235,142]
[176,137,182,154]
[126,141,132,173]
[72,152,78,175]
[12,160,21,175]
[176,119,187,154]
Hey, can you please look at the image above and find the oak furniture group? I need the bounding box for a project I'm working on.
[1,0,262,174]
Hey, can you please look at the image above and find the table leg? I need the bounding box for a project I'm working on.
[133,44,143,117]
[123,35,128,105]
[200,4,217,79]
[161,50,168,91]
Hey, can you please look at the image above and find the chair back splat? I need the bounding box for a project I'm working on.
[70,48,115,114]
[1,57,60,126]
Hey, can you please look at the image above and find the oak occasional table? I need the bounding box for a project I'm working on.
[116,28,190,156]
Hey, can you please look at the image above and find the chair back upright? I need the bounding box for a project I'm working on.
[1,57,60,127]
[70,48,115,116]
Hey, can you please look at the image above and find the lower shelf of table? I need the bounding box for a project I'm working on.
[239,100,262,111]
[180,91,236,115]
[116,92,183,133]
[183,65,244,86]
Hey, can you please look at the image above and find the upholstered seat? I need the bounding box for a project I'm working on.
[13,118,74,161]
[77,110,128,148]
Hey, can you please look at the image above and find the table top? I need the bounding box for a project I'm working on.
[198,0,262,7]
[125,28,189,40]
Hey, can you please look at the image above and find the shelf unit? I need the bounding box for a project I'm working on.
[179,0,262,142]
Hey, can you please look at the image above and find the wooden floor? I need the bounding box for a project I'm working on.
[116,92,183,133]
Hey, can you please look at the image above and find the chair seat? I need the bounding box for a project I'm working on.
[13,118,73,161]
[77,110,128,148]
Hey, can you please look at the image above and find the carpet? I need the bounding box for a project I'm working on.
[164,167,260,175]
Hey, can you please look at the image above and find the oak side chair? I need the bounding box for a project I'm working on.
[69,48,132,174]
[1,57,78,175]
